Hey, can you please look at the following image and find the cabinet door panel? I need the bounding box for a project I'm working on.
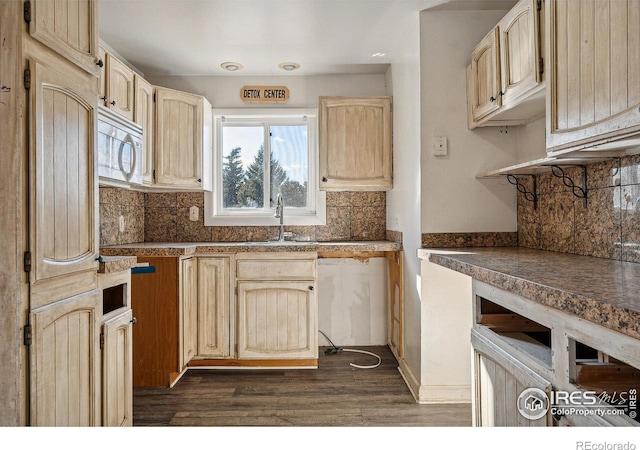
[155,87,203,188]
[198,258,230,358]
[181,258,198,366]
[106,54,135,121]
[28,0,100,76]
[547,0,640,152]
[319,97,392,191]
[134,76,155,184]
[30,290,101,426]
[237,281,317,359]
[470,28,501,121]
[500,0,541,107]
[472,329,552,427]
[29,57,98,306]
[102,308,133,427]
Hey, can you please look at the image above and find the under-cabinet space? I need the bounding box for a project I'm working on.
[475,295,552,370]
[561,339,640,426]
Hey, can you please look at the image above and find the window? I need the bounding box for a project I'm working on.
[205,109,325,226]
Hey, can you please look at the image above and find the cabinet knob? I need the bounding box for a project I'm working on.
[100,96,107,102]
[96,59,104,68]
[499,91,505,97]
[110,100,116,106]
[197,178,202,183]
[322,176,328,182]
[130,317,137,325]
[490,96,496,103]
[308,286,314,291]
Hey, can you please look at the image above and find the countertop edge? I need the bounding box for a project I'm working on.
[420,247,640,341]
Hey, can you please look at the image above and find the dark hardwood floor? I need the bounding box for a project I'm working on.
[133,345,472,426]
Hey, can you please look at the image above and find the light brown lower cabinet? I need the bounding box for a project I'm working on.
[102,307,133,426]
[472,280,640,427]
[30,289,102,426]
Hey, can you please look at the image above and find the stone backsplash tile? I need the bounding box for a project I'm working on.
[516,153,640,263]
[99,188,387,244]
[421,232,518,248]
[99,187,145,246]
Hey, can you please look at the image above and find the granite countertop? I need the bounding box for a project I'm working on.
[418,246,640,340]
[97,255,138,273]
[100,240,402,257]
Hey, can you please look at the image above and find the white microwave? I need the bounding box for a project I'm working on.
[97,106,143,185]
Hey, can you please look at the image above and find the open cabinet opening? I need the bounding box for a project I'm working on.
[569,339,639,424]
[476,296,552,369]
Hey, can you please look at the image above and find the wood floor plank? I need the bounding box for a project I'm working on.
[133,345,472,427]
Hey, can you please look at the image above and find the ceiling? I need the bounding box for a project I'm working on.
[98,0,451,77]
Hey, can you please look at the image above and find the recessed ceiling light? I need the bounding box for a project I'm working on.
[371,52,386,58]
[221,62,243,71]
[279,62,300,71]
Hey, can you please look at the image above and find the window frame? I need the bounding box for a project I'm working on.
[204,108,326,226]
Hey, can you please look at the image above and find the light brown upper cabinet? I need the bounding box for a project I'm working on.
[318,96,393,191]
[154,86,213,190]
[99,50,135,121]
[134,75,155,185]
[467,0,545,129]
[28,55,99,309]
[545,0,640,155]
[26,0,101,77]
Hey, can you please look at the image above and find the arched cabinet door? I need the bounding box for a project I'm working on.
[27,0,101,77]
[28,57,99,308]
[30,290,102,426]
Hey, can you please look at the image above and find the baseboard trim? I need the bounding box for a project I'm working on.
[397,358,471,404]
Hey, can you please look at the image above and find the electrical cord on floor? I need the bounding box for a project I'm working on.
[318,330,381,369]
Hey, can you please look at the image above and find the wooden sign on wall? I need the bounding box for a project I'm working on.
[240,86,290,103]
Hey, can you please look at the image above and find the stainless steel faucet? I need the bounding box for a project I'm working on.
[275,193,285,241]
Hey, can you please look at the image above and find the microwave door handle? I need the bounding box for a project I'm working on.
[118,133,137,182]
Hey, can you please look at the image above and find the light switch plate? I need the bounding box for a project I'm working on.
[433,136,448,156]
[189,206,199,222]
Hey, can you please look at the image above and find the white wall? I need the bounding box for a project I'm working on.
[317,258,388,346]
[420,9,520,233]
[383,17,424,397]
[146,74,388,109]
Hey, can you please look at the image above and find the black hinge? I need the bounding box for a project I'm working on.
[536,0,542,12]
[23,1,31,23]
[23,69,31,91]
[152,169,156,181]
[99,332,105,350]
[153,93,156,102]
[24,324,32,346]
[539,57,544,76]
[23,251,31,273]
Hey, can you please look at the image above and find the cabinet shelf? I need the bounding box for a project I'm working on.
[476,155,616,179]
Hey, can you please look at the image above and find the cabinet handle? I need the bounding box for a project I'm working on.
[96,59,104,68]
[322,176,328,182]
[197,178,202,183]
[499,91,505,97]
[110,100,116,106]
[130,317,137,325]
[490,96,496,103]
[100,96,107,102]
[308,286,314,291]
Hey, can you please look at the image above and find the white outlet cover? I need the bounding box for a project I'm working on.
[189,206,199,222]
[118,215,125,233]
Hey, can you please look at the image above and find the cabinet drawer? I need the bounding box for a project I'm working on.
[236,258,316,280]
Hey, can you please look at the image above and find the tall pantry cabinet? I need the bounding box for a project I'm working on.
[19,0,129,426]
